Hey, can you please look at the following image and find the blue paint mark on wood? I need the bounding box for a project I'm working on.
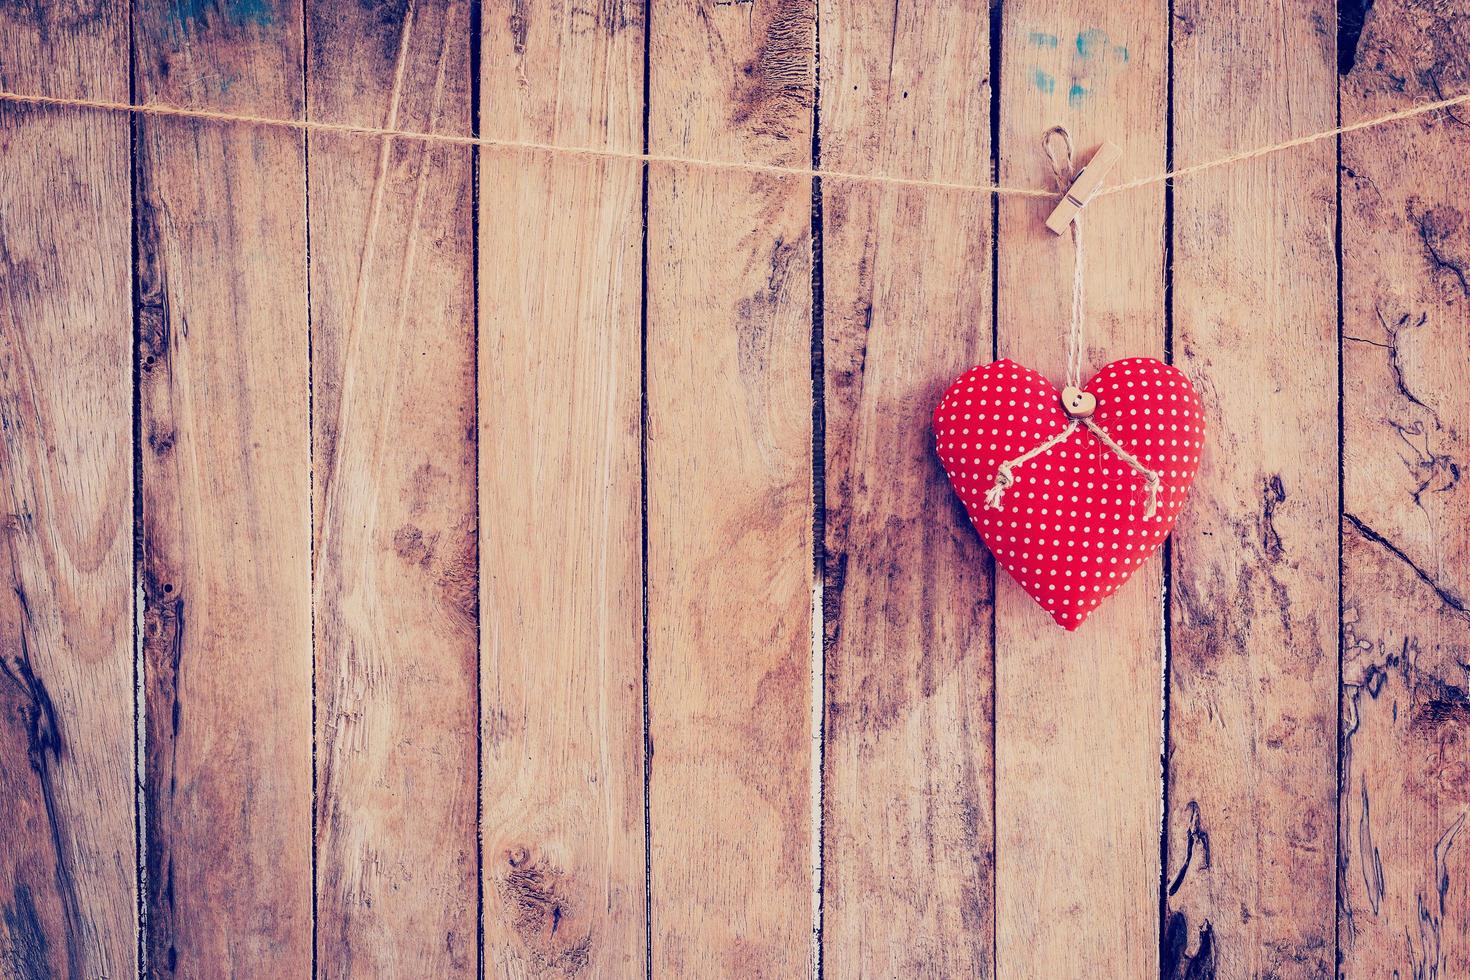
[168,0,276,32]
[1076,28,1109,59]
[1028,26,1127,103]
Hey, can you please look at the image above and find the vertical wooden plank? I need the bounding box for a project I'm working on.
[1165,1,1338,974]
[479,0,647,974]
[819,0,994,974]
[646,0,814,974]
[993,7,1167,976]
[306,1,478,975]
[0,6,136,977]
[133,1,312,973]
[1339,5,1470,976]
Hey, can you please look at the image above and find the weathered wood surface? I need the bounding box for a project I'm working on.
[134,0,313,973]
[479,0,647,973]
[994,7,1168,977]
[1339,2,1470,977]
[4,0,1470,976]
[646,0,815,973]
[0,4,135,977]
[307,0,478,975]
[1166,1,1339,976]
[819,0,995,974]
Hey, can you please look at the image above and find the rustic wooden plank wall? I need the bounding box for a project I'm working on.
[479,0,647,971]
[307,0,479,973]
[2,1,1468,977]
[0,5,135,979]
[1338,2,1470,977]
[646,0,815,972]
[133,1,314,974]
[819,0,995,974]
[1165,1,1340,976]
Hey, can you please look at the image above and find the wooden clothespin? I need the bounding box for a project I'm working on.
[1044,142,1122,234]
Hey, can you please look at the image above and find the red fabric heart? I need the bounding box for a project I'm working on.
[933,357,1204,631]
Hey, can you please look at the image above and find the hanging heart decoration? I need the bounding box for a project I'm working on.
[933,357,1204,630]
[931,128,1205,630]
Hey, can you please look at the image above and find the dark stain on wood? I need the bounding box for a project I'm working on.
[1,610,62,773]
[1367,305,1435,415]
[728,0,813,144]
[1397,814,1466,980]
[146,421,177,457]
[141,566,186,975]
[508,0,529,54]
[1260,474,1286,560]
[135,129,189,972]
[393,523,437,566]
[437,517,480,630]
[1345,513,1470,619]
[820,546,847,650]
[1414,690,1470,732]
[1355,776,1385,916]
[1164,910,1328,980]
[1337,0,1375,75]
[1168,801,1212,896]
[734,234,806,450]
[1171,573,1218,645]
[736,235,800,373]
[0,610,85,978]
[1162,911,1217,980]
[818,222,874,661]
[1340,578,1470,961]
[352,0,413,66]
[1386,418,1460,511]
[1411,202,1470,298]
[499,848,593,974]
[2,883,50,980]
[1179,559,1298,661]
[134,184,169,374]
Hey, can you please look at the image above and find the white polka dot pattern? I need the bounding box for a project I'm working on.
[933,357,1205,631]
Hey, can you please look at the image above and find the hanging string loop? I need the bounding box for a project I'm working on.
[982,127,1164,520]
[1041,126,1088,391]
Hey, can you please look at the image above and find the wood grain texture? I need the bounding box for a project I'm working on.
[0,4,135,977]
[1165,1,1338,975]
[1339,3,1470,975]
[306,1,478,975]
[479,0,647,974]
[818,0,994,973]
[134,1,312,973]
[646,0,814,973]
[993,6,1168,976]
[12,5,1470,975]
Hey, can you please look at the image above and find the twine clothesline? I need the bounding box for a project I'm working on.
[6,86,1455,523]
[0,87,1467,201]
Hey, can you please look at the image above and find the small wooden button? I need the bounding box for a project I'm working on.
[1060,386,1096,419]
